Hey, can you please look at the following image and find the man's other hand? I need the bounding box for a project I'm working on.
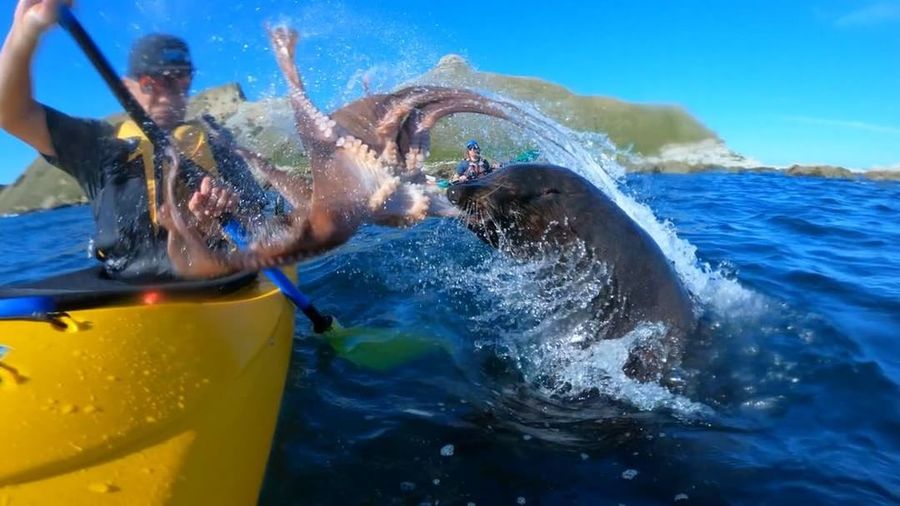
[188,176,238,231]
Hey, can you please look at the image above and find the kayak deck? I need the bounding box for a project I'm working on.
[0,269,295,505]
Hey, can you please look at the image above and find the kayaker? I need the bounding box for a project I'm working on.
[0,0,266,281]
[451,139,498,183]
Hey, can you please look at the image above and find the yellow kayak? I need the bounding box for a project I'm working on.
[0,268,295,505]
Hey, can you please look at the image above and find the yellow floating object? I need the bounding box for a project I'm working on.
[0,271,295,505]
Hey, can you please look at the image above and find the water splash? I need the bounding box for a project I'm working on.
[472,92,759,317]
[393,226,707,417]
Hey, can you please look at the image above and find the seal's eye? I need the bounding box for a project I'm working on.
[543,188,560,196]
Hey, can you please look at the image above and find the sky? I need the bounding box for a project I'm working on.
[1,0,898,183]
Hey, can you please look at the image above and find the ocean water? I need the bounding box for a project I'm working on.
[2,170,897,505]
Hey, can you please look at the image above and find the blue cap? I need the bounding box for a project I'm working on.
[466,140,480,150]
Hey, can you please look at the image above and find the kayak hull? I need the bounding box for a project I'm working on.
[0,273,295,505]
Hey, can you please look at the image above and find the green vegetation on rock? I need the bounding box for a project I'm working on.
[186,83,246,122]
[411,55,718,157]
[0,157,86,215]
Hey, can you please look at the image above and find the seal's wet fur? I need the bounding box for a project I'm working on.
[447,163,696,382]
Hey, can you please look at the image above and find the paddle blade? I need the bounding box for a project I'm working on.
[323,326,447,371]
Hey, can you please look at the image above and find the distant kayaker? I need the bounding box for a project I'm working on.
[452,140,499,183]
[0,0,267,281]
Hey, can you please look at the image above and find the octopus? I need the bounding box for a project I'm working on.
[162,26,524,278]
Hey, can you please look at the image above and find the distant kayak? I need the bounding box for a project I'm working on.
[511,148,541,163]
[428,148,543,189]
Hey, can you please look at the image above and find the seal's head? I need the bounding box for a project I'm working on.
[447,163,587,252]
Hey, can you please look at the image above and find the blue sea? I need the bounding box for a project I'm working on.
[1,168,899,505]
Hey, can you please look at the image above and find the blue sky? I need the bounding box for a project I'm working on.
[1,0,898,183]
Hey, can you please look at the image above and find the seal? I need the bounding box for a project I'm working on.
[447,163,696,381]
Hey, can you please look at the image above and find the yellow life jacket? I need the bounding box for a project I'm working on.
[116,119,219,230]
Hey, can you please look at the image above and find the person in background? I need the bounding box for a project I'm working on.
[452,139,499,183]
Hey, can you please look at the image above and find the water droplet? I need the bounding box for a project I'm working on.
[622,469,639,480]
[440,444,454,457]
[88,482,119,494]
[675,493,689,502]
[400,481,416,492]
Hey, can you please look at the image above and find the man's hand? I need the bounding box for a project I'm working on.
[156,177,238,280]
[14,0,70,40]
[0,0,73,156]
[157,200,233,279]
[188,176,238,232]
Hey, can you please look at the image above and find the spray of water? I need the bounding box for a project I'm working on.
[468,93,758,315]
[411,228,711,417]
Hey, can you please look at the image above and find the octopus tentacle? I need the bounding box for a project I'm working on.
[373,87,505,138]
[396,94,521,176]
[416,97,514,132]
[165,24,548,278]
[331,86,504,160]
[161,145,234,277]
[398,109,429,178]
[236,26,413,266]
[266,27,406,239]
[334,87,526,180]
[234,146,311,210]
[267,26,342,144]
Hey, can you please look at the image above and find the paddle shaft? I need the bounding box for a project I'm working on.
[221,222,333,333]
[56,6,334,334]
[57,6,169,202]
